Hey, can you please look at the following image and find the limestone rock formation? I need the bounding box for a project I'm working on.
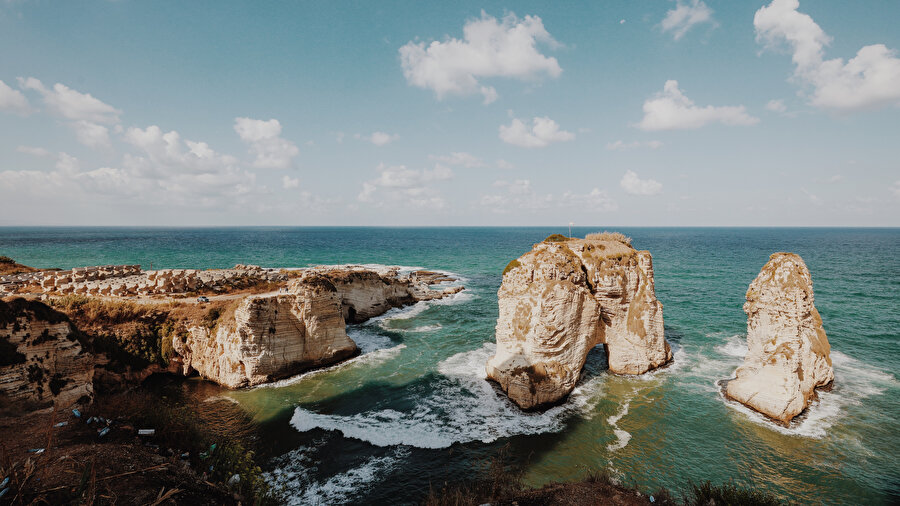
[0,299,94,410]
[173,266,463,388]
[725,253,834,424]
[486,234,671,410]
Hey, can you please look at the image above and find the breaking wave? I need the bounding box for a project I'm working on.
[267,443,409,505]
[289,343,605,449]
[704,335,898,438]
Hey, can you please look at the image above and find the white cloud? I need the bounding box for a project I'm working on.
[754,0,900,111]
[0,79,30,115]
[606,140,663,151]
[496,159,514,169]
[430,152,486,168]
[638,80,759,130]
[481,179,617,213]
[620,170,663,196]
[233,117,299,169]
[499,116,574,148]
[16,145,51,157]
[357,163,453,209]
[282,175,300,189]
[71,120,111,149]
[399,11,562,104]
[562,188,618,212]
[765,99,787,113]
[660,0,715,40]
[120,124,263,205]
[18,77,120,123]
[356,131,399,146]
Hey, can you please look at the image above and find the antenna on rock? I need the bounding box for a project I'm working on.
[568,222,574,237]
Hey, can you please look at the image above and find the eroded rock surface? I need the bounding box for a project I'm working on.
[725,253,834,424]
[486,234,671,409]
[174,266,463,388]
[0,299,94,410]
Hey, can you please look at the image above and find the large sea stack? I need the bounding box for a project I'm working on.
[725,252,834,424]
[486,233,672,410]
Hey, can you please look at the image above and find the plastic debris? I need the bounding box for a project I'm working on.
[209,443,217,452]
[0,487,8,499]
[138,429,155,436]
[86,416,95,425]
[71,409,81,418]
[27,448,45,454]
[650,496,655,503]
[180,452,190,459]
[0,477,9,488]
[98,427,110,438]
[227,474,240,486]
[54,421,68,428]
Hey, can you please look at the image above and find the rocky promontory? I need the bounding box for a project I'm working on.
[170,265,462,388]
[1,263,463,404]
[486,233,672,410]
[725,253,834,424]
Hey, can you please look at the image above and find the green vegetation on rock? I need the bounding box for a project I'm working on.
[502,259,521,275]
[543,234,570,243]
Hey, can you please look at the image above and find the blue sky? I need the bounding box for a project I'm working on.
[1,0,898,226]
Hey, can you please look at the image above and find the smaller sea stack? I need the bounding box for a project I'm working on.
[726,252,834,424]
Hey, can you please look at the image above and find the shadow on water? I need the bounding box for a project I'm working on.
[245,345,621,503]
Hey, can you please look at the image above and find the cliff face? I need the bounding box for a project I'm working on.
[174,266,462,388]
[0,299,94,410]
[725,253,834,424]
[486,235,671,410]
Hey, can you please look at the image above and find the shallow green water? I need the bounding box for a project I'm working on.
[2,227,898,504]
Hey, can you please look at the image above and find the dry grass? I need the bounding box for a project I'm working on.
[0,256,40,276]
[585,231,632,246]
[502,259,522,276]
[45,296,241,370]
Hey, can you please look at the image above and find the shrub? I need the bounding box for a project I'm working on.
[543,234,569,243]
[107,391,273,503]
[0,255,14,264]
[203,307,222,328]
[502,259,521,275]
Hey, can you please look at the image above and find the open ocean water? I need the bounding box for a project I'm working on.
[1,227,898,504]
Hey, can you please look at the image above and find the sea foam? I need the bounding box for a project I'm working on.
[706,334,898,438]
[606,398,632,452]
[290,342,606,449]
[266,443,409,505]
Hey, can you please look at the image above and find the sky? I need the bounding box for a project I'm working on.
[1,0,899,226]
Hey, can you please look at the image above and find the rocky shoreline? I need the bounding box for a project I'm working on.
[0,236,837,504]
[1,264,464,410]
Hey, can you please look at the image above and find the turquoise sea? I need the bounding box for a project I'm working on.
[1,227,898,504]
